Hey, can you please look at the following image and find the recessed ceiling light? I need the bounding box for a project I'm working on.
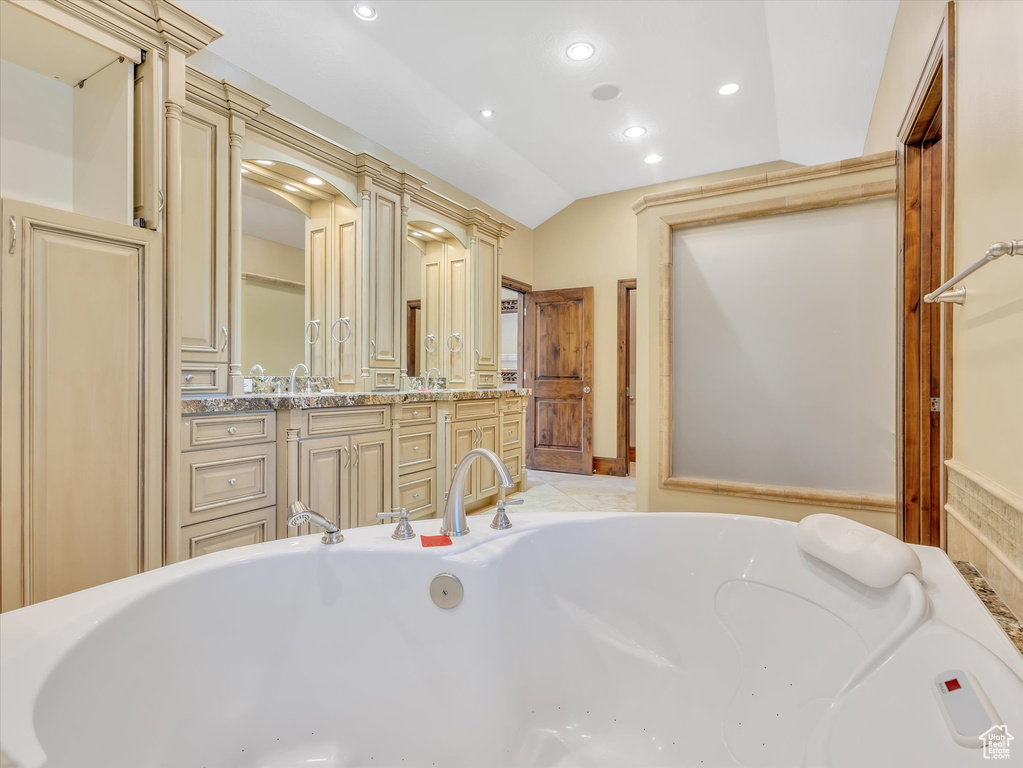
[305,176,324,186]
[353,3,377,21]
[412,231,424,237]
[644,154,663,164]
[566,42,595,61]
[430,227,444,234]
[480,108,495,118]
[240,168,249,174]
[283,184,299,192]
[718,83,740,96]
[623,126,647,139]
[590,83,621,101]
[254,160,275,166]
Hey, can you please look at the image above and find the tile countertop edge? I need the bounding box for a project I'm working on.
[955,561,1023,655]
[181,389,532,413]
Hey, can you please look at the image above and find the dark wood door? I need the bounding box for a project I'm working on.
[524,287,594,474]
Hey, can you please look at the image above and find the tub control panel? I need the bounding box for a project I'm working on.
[934,669,1001,747]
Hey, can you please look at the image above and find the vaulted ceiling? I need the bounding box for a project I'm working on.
[181,0,897,227]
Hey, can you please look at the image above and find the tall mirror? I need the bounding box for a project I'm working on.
[240,159,358,383]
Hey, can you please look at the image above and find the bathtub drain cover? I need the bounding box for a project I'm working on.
[431,573,463,609]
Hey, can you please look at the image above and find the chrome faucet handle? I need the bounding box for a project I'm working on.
[491,497,523,530]
[377,508,417,540]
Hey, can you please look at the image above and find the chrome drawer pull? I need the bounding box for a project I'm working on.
[413,445,420,452]
[412,492,420,499]
[227,426,238,435]
[184,374,194,382]
[228,478,237,486]
[412,410,419,417]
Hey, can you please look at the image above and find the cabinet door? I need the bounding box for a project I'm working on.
[476,417,501,498]
[451,422,478,504]
[421,247,443,376]
[369,189,400,370]
[474,233,500,381]
[305,198,331,376]
[443,242,471,388]
[299,436,350,535]
[1,200,162,610]
[179,100,229,370]
[333,218,358,385]
[350,430,392,527]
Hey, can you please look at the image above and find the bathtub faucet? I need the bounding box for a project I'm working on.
[287,501,343,544]
[441,448,514,537]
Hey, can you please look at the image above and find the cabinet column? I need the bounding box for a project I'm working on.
[285,426,300,537]
[398,199,410,390]
[163,44,186,564]
[359,189,371,387]
[227,117,244,395]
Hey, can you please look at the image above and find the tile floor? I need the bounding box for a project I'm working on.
[475,464,638,515]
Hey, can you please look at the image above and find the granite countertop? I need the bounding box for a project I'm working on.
[956,561,1023,655]
[182,388,531,413]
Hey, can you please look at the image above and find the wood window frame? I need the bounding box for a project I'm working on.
[615,278,638,476]
[896,2,955,546]
[653,164,899,514]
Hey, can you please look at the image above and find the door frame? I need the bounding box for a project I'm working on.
[896,1,955,546]
[615,278,637,476]
[501,276,531,387]
[406,299,420,377]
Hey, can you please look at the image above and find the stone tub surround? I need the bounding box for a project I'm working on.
[956,562,1023,655]
[182,388,531,413]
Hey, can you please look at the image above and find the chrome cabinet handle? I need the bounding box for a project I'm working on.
[583,386,591,394]
[413,445,420,452]
[353,445,361,467]
[185,374,194,382]
[305,320,321,344]
[370,340,376,359]
[227,426,238,435]
[412,492,420,499]
[424,334,437,354]
[8,217,15,254]
[228,477,237,486]
[220,326,228,352]
[474,349,481,366]
[342,445,350,469]
[447,332,463,352]
[331,317,352,344]
[158,188,165,213]
[412,410,419,417]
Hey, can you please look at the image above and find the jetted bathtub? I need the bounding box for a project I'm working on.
[1,512,1021,768]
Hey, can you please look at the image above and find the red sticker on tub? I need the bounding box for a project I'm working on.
[944,678,961,692]
[421,535,452,547]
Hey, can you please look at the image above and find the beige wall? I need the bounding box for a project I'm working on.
[242,234,304,283]
[532,161,798,461]
[189,50,534,286]
[862,0,948,154]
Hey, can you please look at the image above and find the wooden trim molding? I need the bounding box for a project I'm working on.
[633,152,897,213]
[616,279,637,477]
[241,272,304,290]
[654,156,898,511]
[502,275,532,293]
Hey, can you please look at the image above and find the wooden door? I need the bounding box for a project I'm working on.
[1,200,163,610]
[474,233,499,382]
[299,436,350,535]
[350,430,392,527]
[451,422,478,504]
[524,287,594,474]
[476,417,501,497]
[179,100,229,370]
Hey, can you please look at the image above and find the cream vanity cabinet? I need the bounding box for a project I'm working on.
[444,400,503,506]
[176,412,277,562]
[394,402,440,520]
[363,178,403,390]
[279,407,392,534]
[179,97,230,393]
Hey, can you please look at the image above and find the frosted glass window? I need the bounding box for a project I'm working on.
[671,200,896,495]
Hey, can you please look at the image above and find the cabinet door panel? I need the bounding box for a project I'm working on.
[370,191,400,365]
[180,507,275,559]
[350,431,391,527]
[474,234,499,376]
[299,437,349,535]
[477,417,501,498]
[179,103,228,367]
[444,243,470,387]
[334,219,358,384]
[451,423,478,504]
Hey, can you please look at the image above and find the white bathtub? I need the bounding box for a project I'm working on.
[1,512,1020,768]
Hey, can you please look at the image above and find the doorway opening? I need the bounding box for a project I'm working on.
[616,279,638,476]
[501,276,531,388]
[406,299,421,377]
[897,4,954,547]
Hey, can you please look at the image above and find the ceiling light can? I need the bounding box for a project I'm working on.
[623,126,647,139]
[644,154,662,164]
[354,3,377,21]
[305,177,324,186]
[566,42,595,61]
[718,83,740,96]
[480,108,494,118]
[283,184,299,192]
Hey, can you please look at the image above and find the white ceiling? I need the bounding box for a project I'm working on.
[183,0,897,228]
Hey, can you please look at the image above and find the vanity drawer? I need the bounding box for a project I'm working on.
[373,370,399,390]
[398,429,436,474]
[502,397,524,413]
[501,418,522,447]
[184,412,275,450]
[395,401,436,424]
[179,507,276,560]
[503,451,523,483]
[453,399,499,421]
[181,364,227,393]
[476,372,498,388]
[304,406,390,437]
[397,469,437,520]
[181,443,276,523]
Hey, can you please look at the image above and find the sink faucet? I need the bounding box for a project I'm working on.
[441,448,513,537]
[249,363,264,377]
[425,367,442,390]
[289,363,310,394]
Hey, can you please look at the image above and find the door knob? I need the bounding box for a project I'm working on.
[583,386,591,394]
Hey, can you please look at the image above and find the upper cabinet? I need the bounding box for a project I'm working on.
[472,230,501,388]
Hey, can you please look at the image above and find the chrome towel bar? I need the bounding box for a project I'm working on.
[924,240,1021,305]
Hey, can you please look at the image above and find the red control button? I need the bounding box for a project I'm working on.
[944,678,961,692]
